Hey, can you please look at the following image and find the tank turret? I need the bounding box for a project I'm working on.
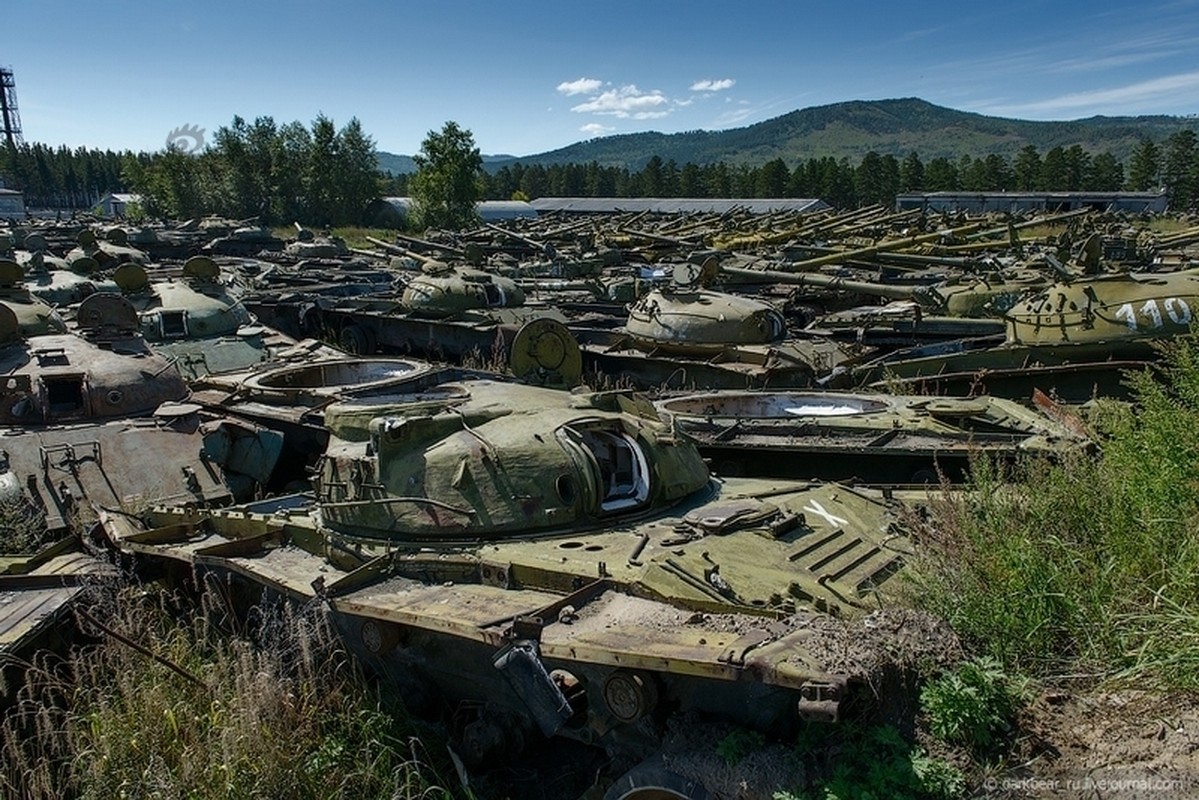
[0,259,67,336]
[116,256,273,379]
[401,261,526,318]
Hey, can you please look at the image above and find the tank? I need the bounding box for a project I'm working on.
[204,226,286,257]
[114,256,279,379]
[14,248,120,306]
[400,259,526,317]
[842,269,1199,401]
[100,378,927,797]
[0,293,284,674]
[65,228,151,268]
[284,225,350,259]
[575,262,860,390]
[656,389,1091,483]
[0,259,67,336]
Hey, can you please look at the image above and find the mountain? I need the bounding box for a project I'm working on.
[376,98,1199,175]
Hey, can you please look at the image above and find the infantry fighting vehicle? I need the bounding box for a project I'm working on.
[102,378,923,798]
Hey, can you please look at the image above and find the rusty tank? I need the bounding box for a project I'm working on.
[0,292,284,674]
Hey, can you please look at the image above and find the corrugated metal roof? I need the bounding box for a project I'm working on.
[528,197,830,214]
[378,197,536,219]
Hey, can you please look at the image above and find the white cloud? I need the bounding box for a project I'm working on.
[691,78,735,92]
[981,70,1199,116]
[580,123,614,137]
[713,107,754,126]
[570,85,670,118]
[557,78,603,96]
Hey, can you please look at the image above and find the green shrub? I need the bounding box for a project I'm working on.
[920,658,1024,752]
[716,728,767,765]
[776,723,965,800]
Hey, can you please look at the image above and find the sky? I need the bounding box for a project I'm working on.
[4,0,1199,158]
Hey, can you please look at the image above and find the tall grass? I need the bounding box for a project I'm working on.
[911,335,1199,688]
[0,580,460,800]
[0,500,53,554]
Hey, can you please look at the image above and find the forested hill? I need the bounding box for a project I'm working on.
[377,98,1199,174]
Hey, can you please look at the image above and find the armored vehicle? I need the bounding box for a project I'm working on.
[293,258,599,379]
[283,225,350,259]
[0,259,67,336]
[0,293,283,673]
[66,228,150,268]
[575,262,860,390]
[842,269,1199,401]
[204,226,285,257]
[102,378,922,797]
[114,256,280,379]
[656,389,1089,483]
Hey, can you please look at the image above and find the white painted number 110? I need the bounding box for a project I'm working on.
[1114,298,1192,331]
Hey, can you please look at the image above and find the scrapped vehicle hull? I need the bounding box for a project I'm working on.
[656,390,1090,483]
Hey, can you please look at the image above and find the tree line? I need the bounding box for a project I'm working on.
[5,123,1199,224]
[0,143,133,209]
[0,114,381,227]
[432,130,1195,210]
[122,115,380,226]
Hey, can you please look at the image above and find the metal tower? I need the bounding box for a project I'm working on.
[1,66,23,149]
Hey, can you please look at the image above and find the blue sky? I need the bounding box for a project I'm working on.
[4,0,1199,157]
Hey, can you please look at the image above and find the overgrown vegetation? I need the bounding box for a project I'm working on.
[0,500,52,554]
[920,658,1025,754]
[0,582,460,800]
[772,723,966,800]
[912,333,1199,688]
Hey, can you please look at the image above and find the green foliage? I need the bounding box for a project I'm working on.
[775,723,965,800]
[715,728,766,765]
[920,658,1024,752]
[410,121,484,231]
[913,333,1199,687]
[0,585,459,800]
[130,114,381,226]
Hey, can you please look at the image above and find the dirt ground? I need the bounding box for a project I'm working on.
[990,688,1199,799]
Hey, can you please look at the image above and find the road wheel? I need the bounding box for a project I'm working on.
[603,758,709,800]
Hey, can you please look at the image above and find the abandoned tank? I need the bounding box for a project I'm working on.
[840,268,1199,401]
[0,291,284,677]
[113,256,280,379]
[101,377,922,797]
[574,262,860,390]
